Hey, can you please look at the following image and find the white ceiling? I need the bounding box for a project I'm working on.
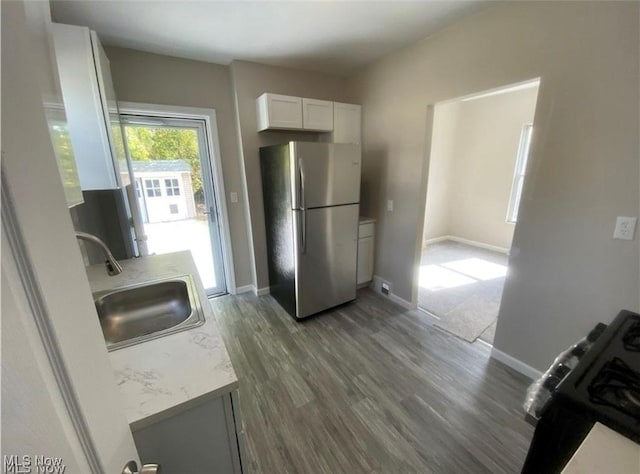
[50,1,488,76]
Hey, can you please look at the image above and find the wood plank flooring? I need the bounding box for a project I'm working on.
[212,289,534,473]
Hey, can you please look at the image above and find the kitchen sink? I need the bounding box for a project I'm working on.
[93,275,205,351]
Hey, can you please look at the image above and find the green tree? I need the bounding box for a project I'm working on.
[124,126,203,201]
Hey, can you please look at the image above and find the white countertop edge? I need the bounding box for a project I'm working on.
[85,251,238,428]
[129,379,239,431]
[562,423,640,474]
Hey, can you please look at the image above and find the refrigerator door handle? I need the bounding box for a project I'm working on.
[299,158,307,254]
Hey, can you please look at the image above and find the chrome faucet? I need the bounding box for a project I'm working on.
[75,231,123,276]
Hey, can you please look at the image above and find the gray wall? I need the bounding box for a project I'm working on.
[348,1,639,371]
[229,60,351,290]
[424,85,539,250]
[104,46,253,289]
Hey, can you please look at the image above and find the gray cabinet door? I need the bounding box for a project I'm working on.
[295,204,359,318]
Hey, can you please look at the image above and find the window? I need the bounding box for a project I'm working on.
[165,178,180,196]
[507,124,533,223]
[169,204,179,214]
[145,179,161,198]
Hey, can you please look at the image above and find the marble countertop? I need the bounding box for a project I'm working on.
[562,423,640,473]
[85,251,238,431]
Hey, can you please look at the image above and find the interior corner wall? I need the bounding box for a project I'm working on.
[423,101,459,242]
[104,46,253,289]
[229,60,350,291]
[348,1,639,372]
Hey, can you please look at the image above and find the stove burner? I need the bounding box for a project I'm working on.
[588,358,640,418]
[623,319,640,351]
[622,388,640,407]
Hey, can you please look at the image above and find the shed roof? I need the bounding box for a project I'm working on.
[121,159,192,174]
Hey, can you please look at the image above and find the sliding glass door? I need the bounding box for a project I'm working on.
[121,115,226,296]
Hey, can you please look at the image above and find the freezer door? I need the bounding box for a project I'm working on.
[294,204,359,318]
[290,142,361,209]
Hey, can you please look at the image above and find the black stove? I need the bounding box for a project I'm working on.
[553,311,640,442]
[522,310,640,473]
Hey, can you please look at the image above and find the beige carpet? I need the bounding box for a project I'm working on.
[417,240,508,344]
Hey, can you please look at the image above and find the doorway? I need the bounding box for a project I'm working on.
[122,114,227,296]
[419,80,540,345]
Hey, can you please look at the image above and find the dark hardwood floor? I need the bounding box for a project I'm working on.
[212,289,534,473]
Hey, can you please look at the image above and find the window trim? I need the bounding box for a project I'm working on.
[145,179,162,198]
[506,123,533,224]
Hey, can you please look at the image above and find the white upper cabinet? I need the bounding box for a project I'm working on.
[331,102,361,144]
[256,93,303,131]
[256,94,359,142]
[302,98,333,131]
[52,23,128,190]
[44,104,84,207]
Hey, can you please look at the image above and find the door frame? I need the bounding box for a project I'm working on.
[118,101,237,295]
[2,176,101,472]
[2,168,141,472]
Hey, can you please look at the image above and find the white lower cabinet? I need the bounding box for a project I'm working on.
[357,221,375,285]
[132,390,245,473]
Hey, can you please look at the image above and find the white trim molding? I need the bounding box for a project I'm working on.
[233,285,254,295]
[424,235,510,255]
[118,101,238,294]
[490,347,542,380]
[229,285,269,297]
[2,172,103,473]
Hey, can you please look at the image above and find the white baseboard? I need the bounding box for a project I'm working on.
[233,285,253,295]
[425,235,510,255]
[372,275,416,310]
[232,285,270,296]
[424,236,450,246]
[490,347,542,380]
[389,292,415,310]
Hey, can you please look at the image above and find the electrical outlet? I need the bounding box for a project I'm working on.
[381,282,390,295]
[230,192,238,203]
[387,200,394,212]
[613,216,637,240]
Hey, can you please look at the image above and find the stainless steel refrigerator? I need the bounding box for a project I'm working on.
[260,141,361,319]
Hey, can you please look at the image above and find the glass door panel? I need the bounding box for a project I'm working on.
[121,116,226,296]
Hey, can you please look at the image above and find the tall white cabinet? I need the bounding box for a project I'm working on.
[51,23,128,190]
[329,102,361,144]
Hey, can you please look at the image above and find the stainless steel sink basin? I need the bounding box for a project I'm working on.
[93,275,205,351]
